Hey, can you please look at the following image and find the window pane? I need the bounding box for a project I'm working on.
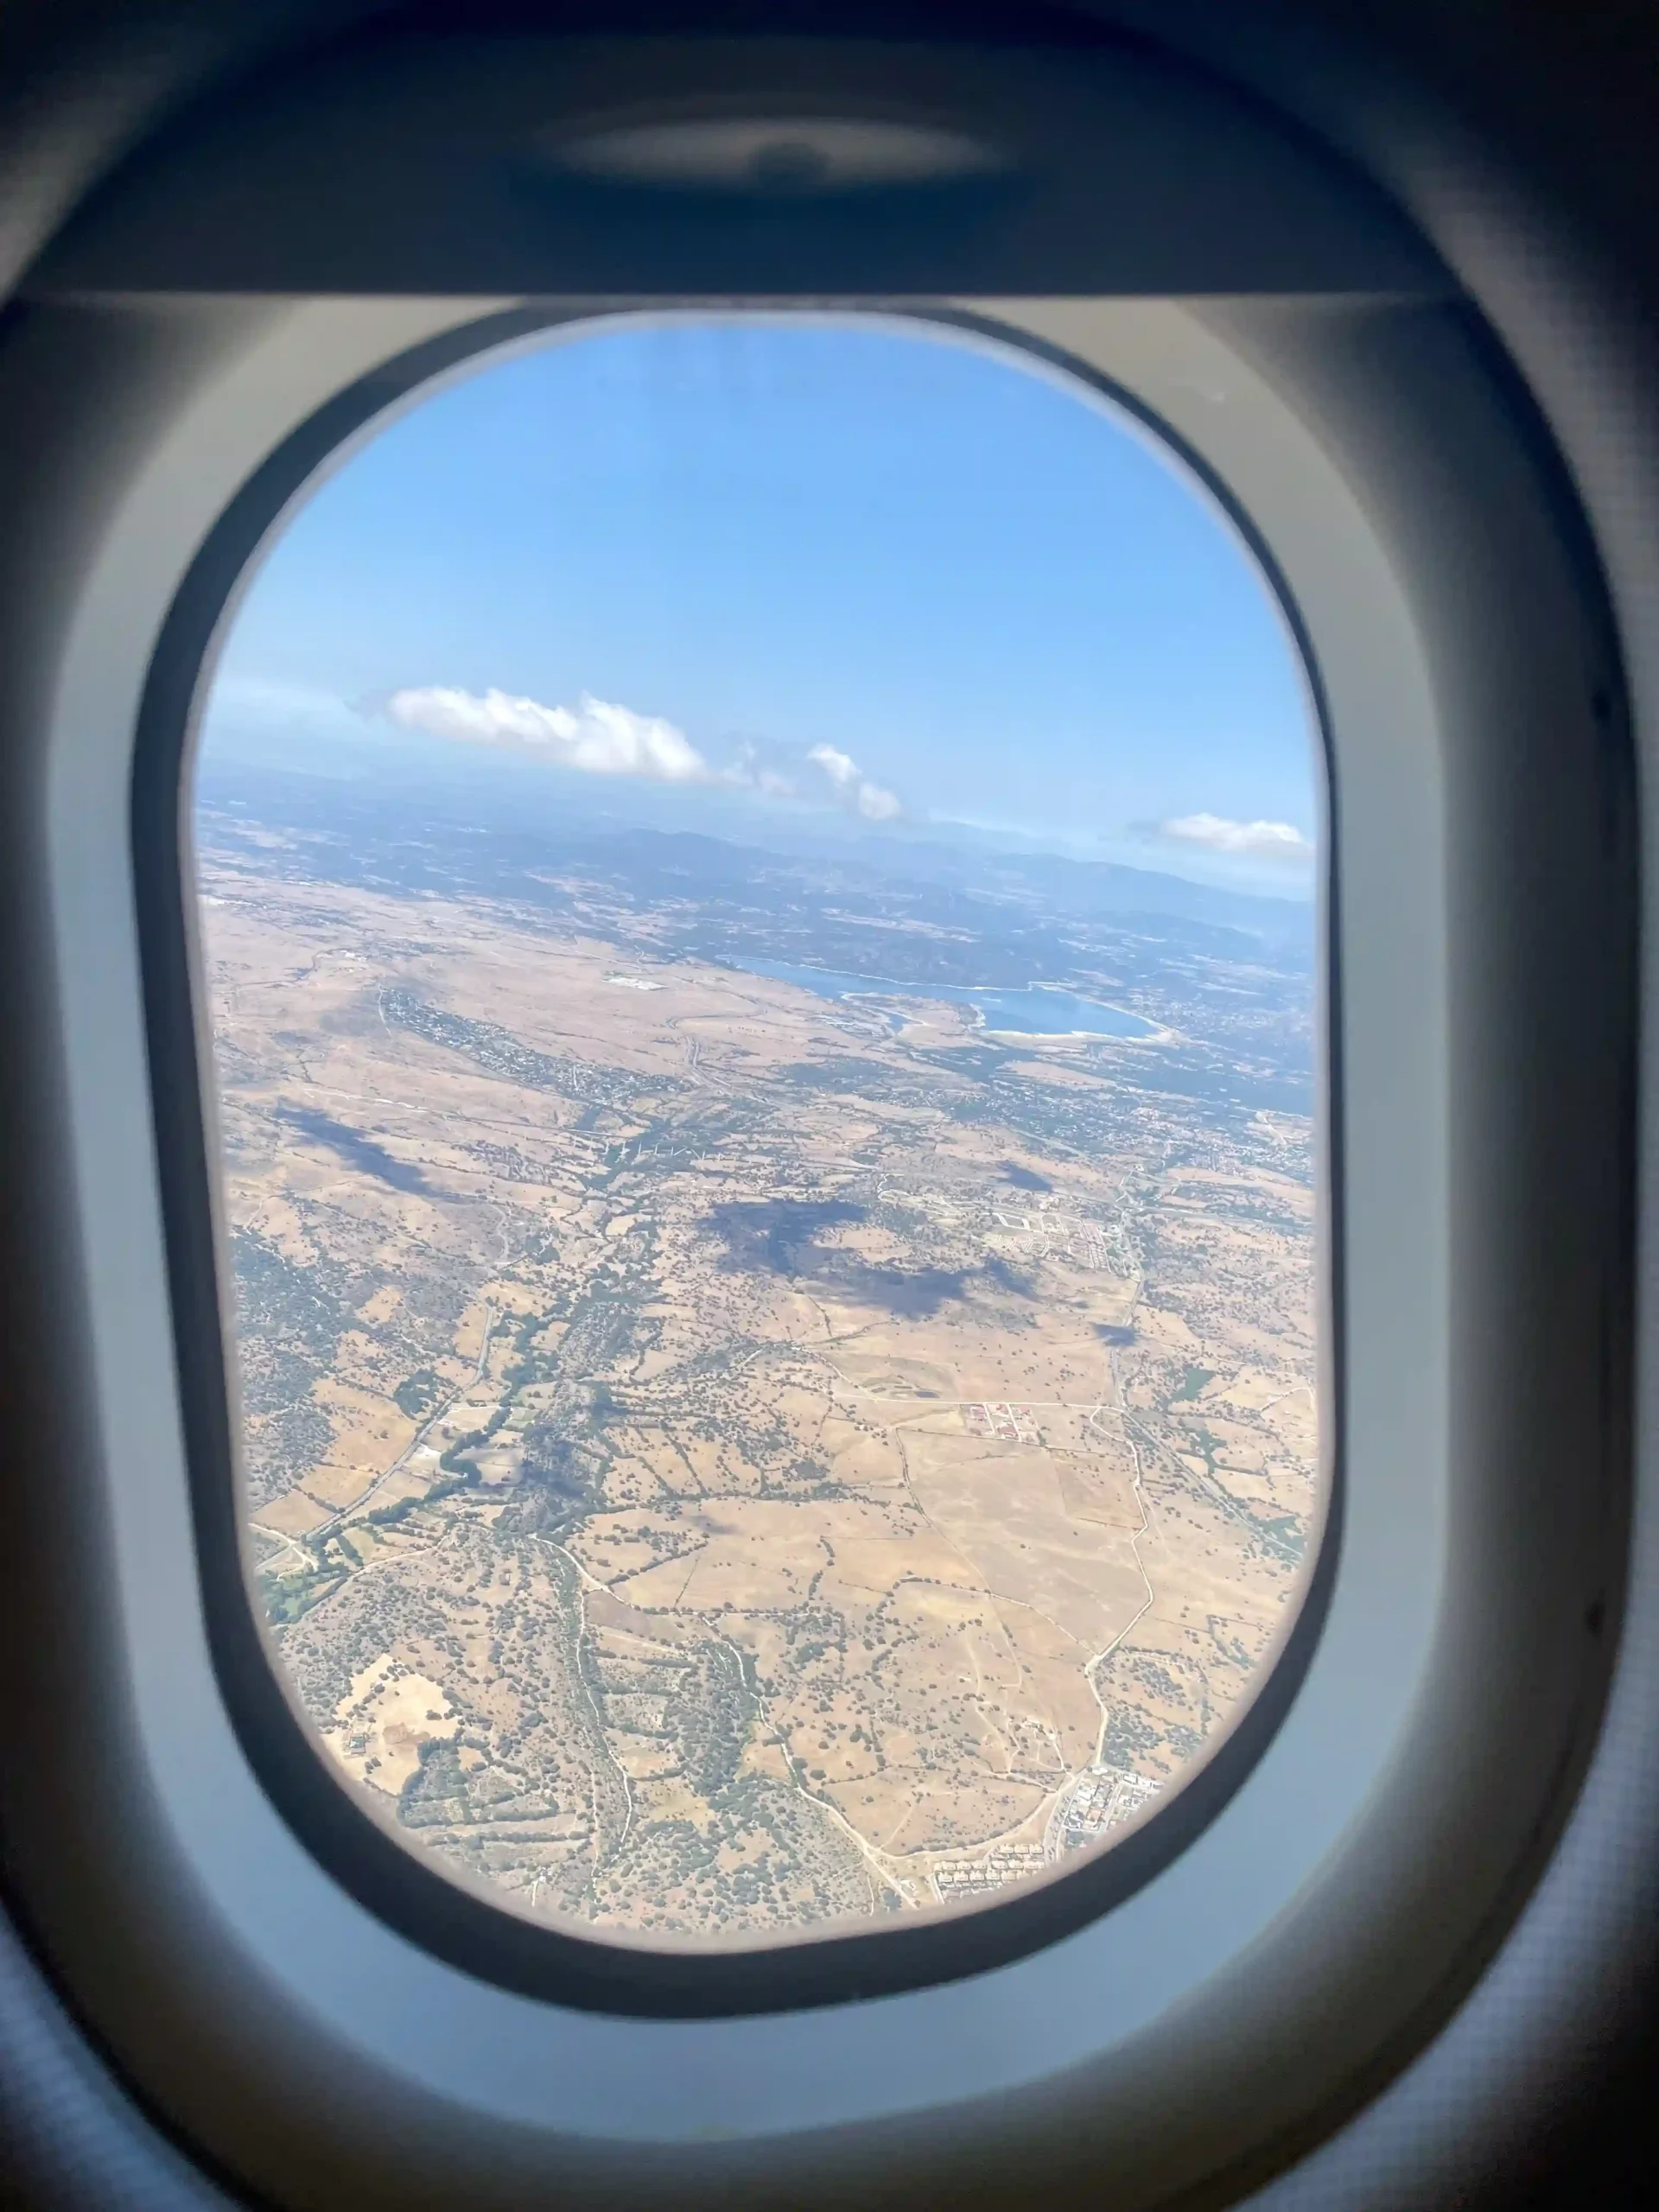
[193,316,1324,1948]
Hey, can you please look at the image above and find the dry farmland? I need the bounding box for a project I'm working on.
[203,823,1321,1945]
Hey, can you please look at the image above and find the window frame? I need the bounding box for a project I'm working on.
[0,26,1631,2210]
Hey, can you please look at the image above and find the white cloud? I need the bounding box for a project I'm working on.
[808,742,902,822]
[808,742,859,789]
[369,683,905,821]
[1156,812,1314,862]
[382,685,713,785]
[721,743,798,801]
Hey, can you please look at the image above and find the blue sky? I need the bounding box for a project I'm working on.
[203,315,1319,894]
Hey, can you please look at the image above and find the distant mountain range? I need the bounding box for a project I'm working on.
[195,759,1314,957]
[777,825,1314,946]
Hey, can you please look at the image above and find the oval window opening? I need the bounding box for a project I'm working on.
[191,314,1327,1952]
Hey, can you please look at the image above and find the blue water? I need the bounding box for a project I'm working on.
[722,957,1158,1039]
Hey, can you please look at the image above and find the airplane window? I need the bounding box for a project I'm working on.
[190,314,1325,1951]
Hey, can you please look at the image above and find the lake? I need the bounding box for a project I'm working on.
[722,957,1159,1039]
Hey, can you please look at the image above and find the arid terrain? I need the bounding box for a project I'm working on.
[200,781,1322,1944]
